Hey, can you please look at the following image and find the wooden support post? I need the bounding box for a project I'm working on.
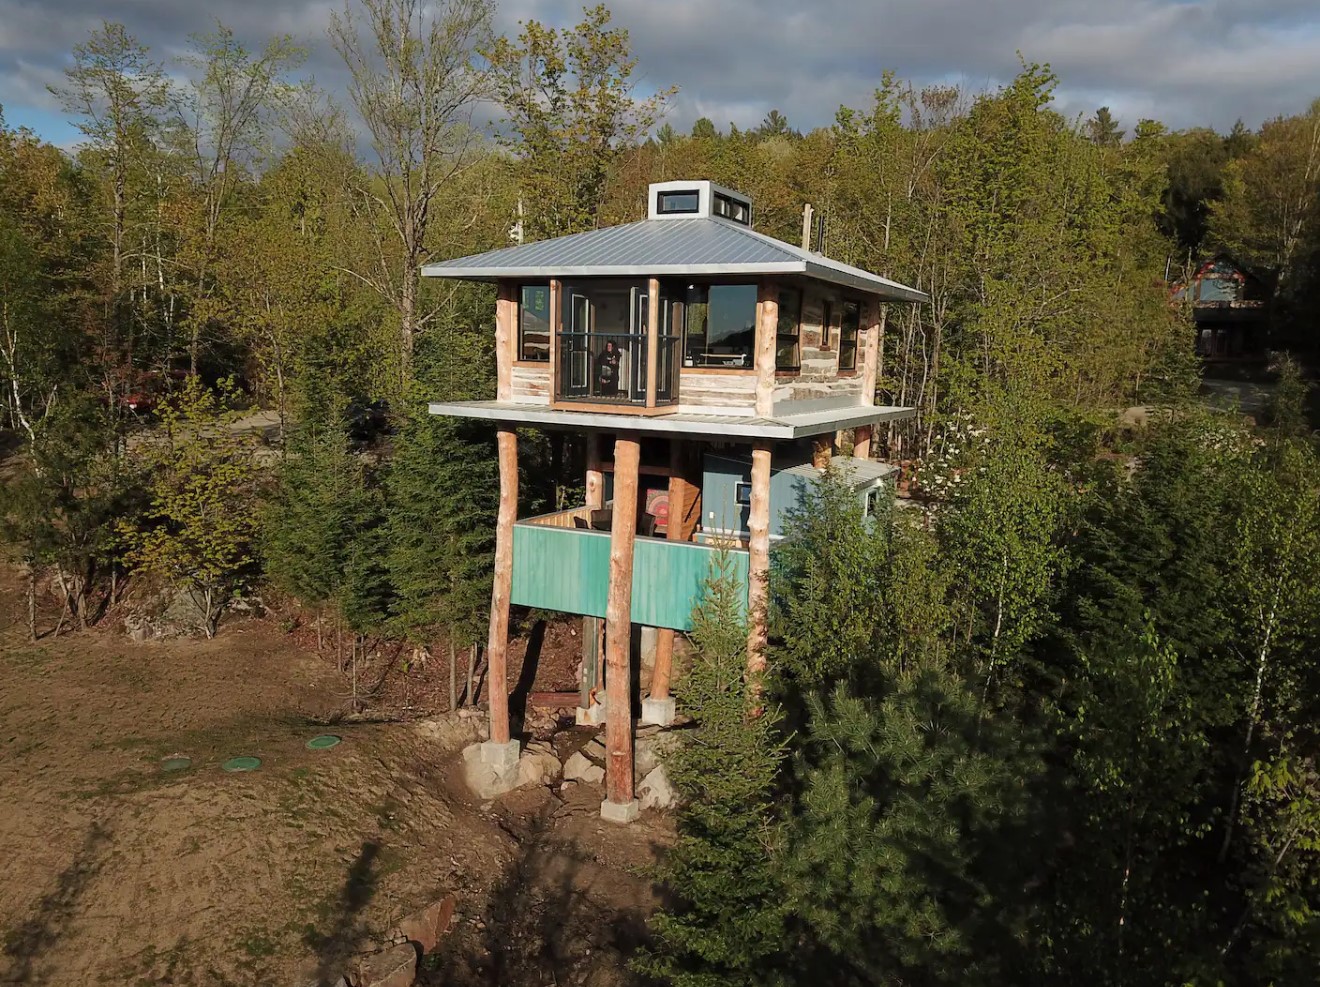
[755,279,779,418]
[603,434,641,821]
[645,440,700,724]
[860,298,882,408]
[495,282,517,402]
[580,432,605,716]
[485,428,518,753]
[746,440,773,681]
[812,435,834,468]
[645,277,660,408]
[853,424,873,461]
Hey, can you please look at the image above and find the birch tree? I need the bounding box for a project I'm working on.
[330,0,493,385]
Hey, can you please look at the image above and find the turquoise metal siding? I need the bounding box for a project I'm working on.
[511,523,748,631]
[633,539,749,630]
[511,524,611,618]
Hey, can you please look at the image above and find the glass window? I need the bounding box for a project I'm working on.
[713,193,750,225]
[776,286,802,371]
[682,284,757,368]
[518,284,551,361]
[557,281,648,404]
[657,190,699,214]
[839,300,861,371]
[821,300,834,350]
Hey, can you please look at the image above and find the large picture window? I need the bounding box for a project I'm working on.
[682,284,757,369]
[775,286,803,371]
[518,284,551,361]
[555,281,682,407]
[839,300,861,372]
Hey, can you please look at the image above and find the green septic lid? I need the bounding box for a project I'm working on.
[222,756,262,772]
[161,756,192,772]
[306,735,341,751]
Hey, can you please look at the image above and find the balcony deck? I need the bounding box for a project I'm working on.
[511,508,749,631]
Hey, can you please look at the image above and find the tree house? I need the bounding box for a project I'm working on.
[423,180,928,822]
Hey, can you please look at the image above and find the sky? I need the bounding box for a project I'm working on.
[2,0,1319,148]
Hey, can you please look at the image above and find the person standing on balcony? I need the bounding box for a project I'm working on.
[596,340,622,397]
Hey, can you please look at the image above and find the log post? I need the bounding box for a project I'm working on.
[495,282,517,402]
[746,439,773,681]
[643,439,699,726]
[755,279,779,418]
[482,428,520,770]
[579,432,605,720]
[812,435,834,468]
[860,297,883,407]
[602,434,641,823]
[645,277,660,408]
[853,424,873,461]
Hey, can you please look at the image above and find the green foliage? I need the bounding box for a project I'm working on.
[122,377,259,637]
[639,558,787,987]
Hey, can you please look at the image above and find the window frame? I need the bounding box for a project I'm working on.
[681,282,759,370]
[656,190,700,215]
[517,282,552,363]
[775,285,803,373]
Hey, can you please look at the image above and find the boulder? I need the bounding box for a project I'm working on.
[517,748,563,788]
[414,711,486,752]
[564,751,604,785]
[634,728,682,780]
[460,744,519,799]
[638,765,676,810]
[392,895,456,956]
[349,942,416,987]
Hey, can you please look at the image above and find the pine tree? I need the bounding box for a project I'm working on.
[638,558,788,987]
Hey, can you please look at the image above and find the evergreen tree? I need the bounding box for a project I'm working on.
[639,558,787,987]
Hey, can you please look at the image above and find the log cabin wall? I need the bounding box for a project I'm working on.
[773,285,865,406]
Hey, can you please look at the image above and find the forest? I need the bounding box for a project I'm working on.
[2,0,1320,983]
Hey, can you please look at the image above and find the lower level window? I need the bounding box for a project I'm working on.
[839,300,860,371]
[776,286,803,371]
[519,284,551,361]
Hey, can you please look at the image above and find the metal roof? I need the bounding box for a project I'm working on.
[421,217,929,304]
[426,400,916,440]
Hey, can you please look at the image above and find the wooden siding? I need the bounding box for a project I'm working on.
[511,364,552,404]
[676,369,758,411]
[510,522,748,631]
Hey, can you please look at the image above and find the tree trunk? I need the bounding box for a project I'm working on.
[26,564,37,642]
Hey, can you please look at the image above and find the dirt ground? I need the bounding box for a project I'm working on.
[0,567,669,986]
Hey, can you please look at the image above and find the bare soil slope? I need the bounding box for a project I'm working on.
[0,571,664,986]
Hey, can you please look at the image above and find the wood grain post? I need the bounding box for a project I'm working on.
[604,434,640,813]
[812,435,834,468]
[648,440,700,705]
[645,277,660,409]
[746,440,773,681]
[755,279,779,418]
[495,282,517,402]
[853,424,873,461]
[581,432,605,710]
[487,428,518,745]
[860,297,882,408]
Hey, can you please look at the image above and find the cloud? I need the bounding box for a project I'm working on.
[0,0,1317,147]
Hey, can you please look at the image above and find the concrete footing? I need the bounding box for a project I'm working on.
[575,701,607,726]
[479,739,521,769]
[600,798,640,824]
[640,696,676,727]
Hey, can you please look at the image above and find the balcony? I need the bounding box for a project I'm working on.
[510,507,749,632]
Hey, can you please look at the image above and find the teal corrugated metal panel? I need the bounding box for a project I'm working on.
[511,524,610,617]
[633,540,749,631]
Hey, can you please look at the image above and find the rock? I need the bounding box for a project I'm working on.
[414,712,486,752]
[638,765,676,810]
[517,748,563,788]
[564,751,604,785]
[634,729,681,780]
[461,744,519,799]
[350,942,417,987]
[393,895,456,955]
[583,736,607,759]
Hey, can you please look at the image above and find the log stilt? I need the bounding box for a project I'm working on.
[746,439,773,681]
[603,434,641,821]
[853,424,873,461]
[483,428,519,764]
[580,432,605,716]
[644,440,699,726]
